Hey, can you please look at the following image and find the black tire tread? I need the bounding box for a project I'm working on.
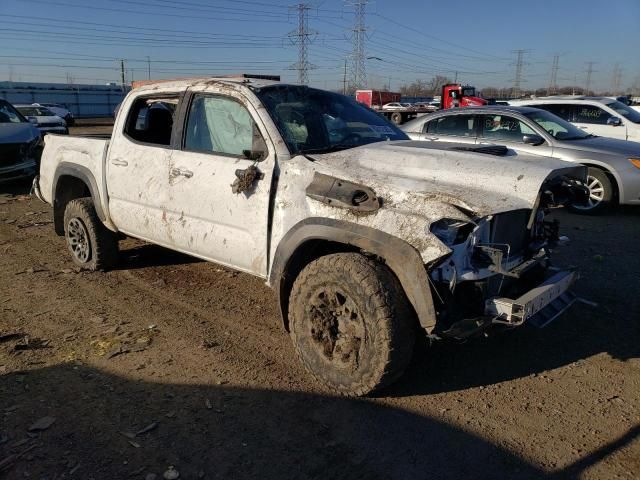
[63,198,118,271]
[289,252,415,396]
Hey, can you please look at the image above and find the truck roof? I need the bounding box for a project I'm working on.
[132,74,283,92]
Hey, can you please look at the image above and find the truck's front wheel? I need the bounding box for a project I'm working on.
[63,198,118,271]
[289,253,415,396]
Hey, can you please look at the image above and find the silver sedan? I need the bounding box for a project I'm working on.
[401,106,640,213]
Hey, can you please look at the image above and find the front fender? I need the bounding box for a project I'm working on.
[269,217,438,332]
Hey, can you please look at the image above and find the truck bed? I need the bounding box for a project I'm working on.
[38,133,111,208]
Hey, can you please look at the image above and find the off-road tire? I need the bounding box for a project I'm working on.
[569,167,614,215]
[63,198,118,271]
[289,252,416,396]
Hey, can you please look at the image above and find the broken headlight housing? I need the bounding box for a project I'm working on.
[429,218,475,246]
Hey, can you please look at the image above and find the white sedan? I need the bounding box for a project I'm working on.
[381,102,405,111]
[14,105,68,135]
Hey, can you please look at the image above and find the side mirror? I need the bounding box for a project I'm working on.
[242,149,265,161]
[607,116,622,126]
[27,116,38,124]
[522,134,544,146]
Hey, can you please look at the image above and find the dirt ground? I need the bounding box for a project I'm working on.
[1,125,639,479]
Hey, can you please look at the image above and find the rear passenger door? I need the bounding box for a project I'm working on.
[107,93,181,243]
[421,114,477,144]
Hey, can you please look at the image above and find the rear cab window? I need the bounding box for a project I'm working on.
[124,95,180,146]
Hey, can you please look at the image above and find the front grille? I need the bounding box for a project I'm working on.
[0,143,26,168]
[39,122,64,128]
[489,209,531,256]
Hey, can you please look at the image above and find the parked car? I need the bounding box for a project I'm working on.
[509,96,640,142]
[34,103,74,126]
[0,99,42,182]
[381,102,405,111]
[14,105,68,135]
[401,105,640,213]
[413,102,438,112]
[34,76,587,396]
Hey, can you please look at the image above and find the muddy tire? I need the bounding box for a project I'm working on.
[569,167,614,215]
[289,252,416,396]
[63,198,118,271]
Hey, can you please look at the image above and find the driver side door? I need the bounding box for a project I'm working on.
[477,114,554,157]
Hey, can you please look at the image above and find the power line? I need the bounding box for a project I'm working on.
[19,0,292,23]
[288,3,316,85]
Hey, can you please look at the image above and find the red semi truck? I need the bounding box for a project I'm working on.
[441,84,487,109]
[356,85,487,124]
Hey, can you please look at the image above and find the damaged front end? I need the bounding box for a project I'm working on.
[428,175,588,340]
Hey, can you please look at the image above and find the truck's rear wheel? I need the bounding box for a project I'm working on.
[289,253,415,396]
[63,198,118,271]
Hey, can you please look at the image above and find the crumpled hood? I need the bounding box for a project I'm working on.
[308,140,585,217]
[0,122,40,144]
[557,135,640,157]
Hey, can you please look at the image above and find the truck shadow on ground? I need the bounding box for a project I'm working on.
[116,244,203,270]
[1,364,636,479]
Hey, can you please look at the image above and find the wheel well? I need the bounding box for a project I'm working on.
[279,239,360,331]
[53,175,91,235]
[582,163,619,200]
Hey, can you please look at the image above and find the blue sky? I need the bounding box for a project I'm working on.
[0,0,638,92]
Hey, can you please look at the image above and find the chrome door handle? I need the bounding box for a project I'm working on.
[170,167,193,178]
[111,159,128,166]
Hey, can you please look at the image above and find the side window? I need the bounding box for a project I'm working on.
[124,97,177,146]
[574,105,612,125]
[430,115,476,137]
[480,115,535,142]
[534,104,574,121]
[184,95,265,157]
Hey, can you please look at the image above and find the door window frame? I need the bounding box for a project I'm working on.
[423,114,479,139]
[478,113,540,144]
[122,92,183,149]
[572,103,613,125]
[178,91,268,160]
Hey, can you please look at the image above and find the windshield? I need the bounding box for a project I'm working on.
[0,101,27,123]
[606,100,640,124]
[525,109,591,140]
[462,87,476,97]
[17,106,55,117]
[255,85,408,155]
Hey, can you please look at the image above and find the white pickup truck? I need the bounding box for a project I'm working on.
[34,75,588,396]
